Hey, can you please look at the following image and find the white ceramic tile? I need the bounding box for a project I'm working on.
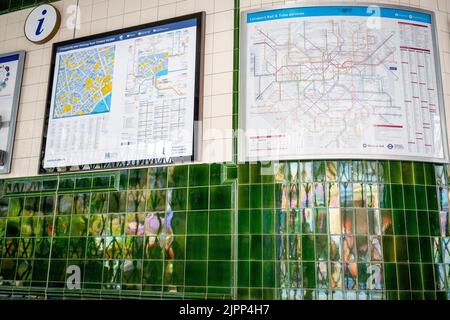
[92,1,108,20]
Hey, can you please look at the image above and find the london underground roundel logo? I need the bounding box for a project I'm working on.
[24,4,61,44]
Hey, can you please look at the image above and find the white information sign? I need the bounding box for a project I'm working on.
[0,52,25,174]
[42,15,204,172]
[239,5,448,163]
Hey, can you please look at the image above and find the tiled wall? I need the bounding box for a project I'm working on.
[0,0,450,300]
[237,160,449,300]
[0,160,449,300]
[0,164,236,299]
[0,0,235,178]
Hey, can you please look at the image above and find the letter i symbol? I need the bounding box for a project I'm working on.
[35,9,47,36]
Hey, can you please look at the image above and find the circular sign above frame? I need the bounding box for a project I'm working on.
[24,4,61,44]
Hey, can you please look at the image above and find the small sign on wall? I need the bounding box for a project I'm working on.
[0,51,26,174]
[24,4,61,44]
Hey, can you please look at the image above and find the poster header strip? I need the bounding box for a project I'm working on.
[247,6,432,24]
[0,54,20,63]
[57,18,197,53]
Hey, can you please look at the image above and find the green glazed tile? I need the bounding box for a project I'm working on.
[189,164,209,187]
[238,235,250,260]
[403,185,415,210]
[168,165,188,188]
[73,193,90,214]
[413,162,425,185]
[238,185,249,209]
[303,262,316,289]
[188,187,208,210]
[23,196,39,216]
[302,235,315,261]
[417,211,430,236]
[208,261,231,287]
[383,263,397,290]
[262,209,275,234]
[108,192,127,213]
[423,163,436,186]
[170,188,187,211]
[226,165,238,181]
[249,209,262,234]
[250,184,261,209]
[382,236,395,262]
[378,161,390,184]
[407,237,421,262]
[419,237,432,263]
[8,198,23,217]
[149,167,167,189]
[184,262,207,286]
[40,196,55,215]
[250,234,262,260]
[249,261,262,287]
[262,184,274,208]
[426,186,438,211]
[127,191,146,212]
[209,210,232,235]
[421,263,435,290]
[414,186,427,210]
[389,161,402,184]
[238,164,249,184]
[393,210,406,235]
[129,168,149,189]
[262,261,276,288]
[187,211,208,234]
[238,210,249,234]
[401,162,414,184]
[391,184,404,209]
[59,177,75,191]
[119,170,129,190]
[0,198,8,217]
[262,235,275,260]
[397,263,411,290]
[42,178,58,191]
[261,164,274,183]
[405,210,418,236]
[208,235,231,260]
[428,211,440,236]
[57,195,73,215]
[75,177,92,190]
[249,163,261,184]
[90,192,108,214]
[210,163,223,185]
[6,218,20,237]
[210,185,232,209]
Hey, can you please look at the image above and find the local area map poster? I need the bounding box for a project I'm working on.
[0,52,25,174]
[42,15,202,172]
[239,5,448,163]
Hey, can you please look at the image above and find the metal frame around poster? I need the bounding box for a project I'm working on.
[0,51,26,174]
[39,12,205,174]
[238,3,449,163]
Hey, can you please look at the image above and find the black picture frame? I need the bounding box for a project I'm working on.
[39,12,205,174]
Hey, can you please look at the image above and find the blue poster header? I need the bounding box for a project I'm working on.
[57,18,197,53]
[247,6,432,24]
[0,54,19,64]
